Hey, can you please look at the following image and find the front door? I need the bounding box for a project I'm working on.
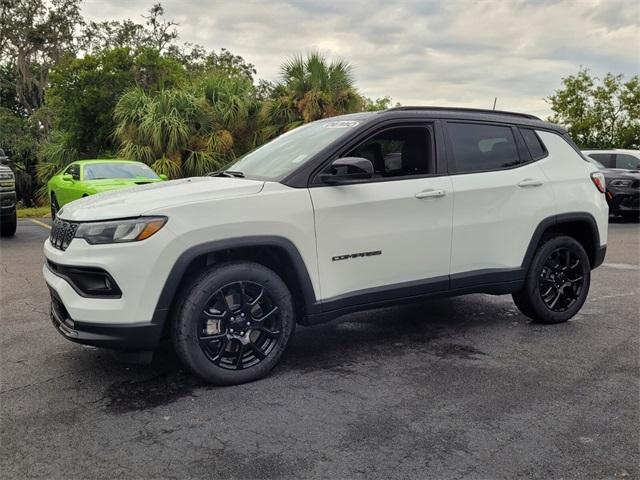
[309,124,453,305]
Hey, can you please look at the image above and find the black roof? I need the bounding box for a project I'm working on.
[377,106,564,133]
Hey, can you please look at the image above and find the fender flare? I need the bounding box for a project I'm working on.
[150,235,318,328]
[521,212,604,272]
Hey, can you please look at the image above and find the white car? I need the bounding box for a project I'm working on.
[44,107,609,385]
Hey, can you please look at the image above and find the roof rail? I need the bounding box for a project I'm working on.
[385,106,541,121]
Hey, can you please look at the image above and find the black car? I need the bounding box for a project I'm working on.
[0,149,17,237]
[586,156,639,218]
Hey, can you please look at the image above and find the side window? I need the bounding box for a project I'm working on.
[345,126,434,178]
[520,128,547,160]
[588,153,614,168]
[64,164,80,180]
[447,123,521,173]
[614,154,640,170]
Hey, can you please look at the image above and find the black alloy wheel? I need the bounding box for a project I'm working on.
[198,281,283,370]
[537,247,586,312]
[512,235,591,324]
[173,261,295,385]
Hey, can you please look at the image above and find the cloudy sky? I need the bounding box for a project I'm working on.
[82,0,639,117]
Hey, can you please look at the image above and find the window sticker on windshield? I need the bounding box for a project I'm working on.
[324,120,360,129]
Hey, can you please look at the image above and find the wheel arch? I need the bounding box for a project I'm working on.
[523,212,605,272]
[152,236,318,334]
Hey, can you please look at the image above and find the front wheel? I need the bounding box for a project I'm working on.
[0,213,17,237]
[172,261,295,385]
[50,194,60,220]
[513,236,590,324]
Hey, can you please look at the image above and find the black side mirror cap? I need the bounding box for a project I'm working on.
[318,157,374,184]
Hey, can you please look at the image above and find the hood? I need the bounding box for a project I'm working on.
[59,177,265,221]
[601,168,640,179]
[87,178,163,191]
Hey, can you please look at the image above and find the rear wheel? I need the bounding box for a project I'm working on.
[172,261,295,385]
[513,236,590,324]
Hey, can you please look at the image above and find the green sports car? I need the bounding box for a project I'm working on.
[48,159,167,219]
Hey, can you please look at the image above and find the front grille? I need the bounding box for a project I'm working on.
[50,218,79,251]
[631,180,639,189]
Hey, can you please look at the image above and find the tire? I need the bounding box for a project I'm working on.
[513,235,591,324]
[50,194,59,220]
[172,261,295,385]
[0,213,17,237]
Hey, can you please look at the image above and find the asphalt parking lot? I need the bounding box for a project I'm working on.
[1,218,638,479]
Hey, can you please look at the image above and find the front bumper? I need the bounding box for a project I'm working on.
[0,190,16,218]
[607,190,639,213]
[42,221,182,351]
[49,287,163,350]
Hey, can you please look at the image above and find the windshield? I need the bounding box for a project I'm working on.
[83,163,159,180]
[225,118,364,180]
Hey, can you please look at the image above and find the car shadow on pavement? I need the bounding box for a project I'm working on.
[94,296,514,413]
[277,297,493,375]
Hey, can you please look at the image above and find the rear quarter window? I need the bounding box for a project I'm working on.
[520,128,547,160]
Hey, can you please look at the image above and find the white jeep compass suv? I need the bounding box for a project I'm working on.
[43,107,608,385]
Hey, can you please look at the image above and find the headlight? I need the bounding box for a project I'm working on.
[609,179,633,188]
[74,217,167,244]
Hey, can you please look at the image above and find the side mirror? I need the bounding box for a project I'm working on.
[159,174,168,181]
[62,174,74,182]
[318,157,374,185]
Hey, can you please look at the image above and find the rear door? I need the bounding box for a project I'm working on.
[446,122,555,284]
[309,122,453,304]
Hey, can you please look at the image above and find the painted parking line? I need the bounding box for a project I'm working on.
[602,262,640,271]
[29,218,52,230]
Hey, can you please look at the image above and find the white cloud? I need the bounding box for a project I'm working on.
[81,0,640,118]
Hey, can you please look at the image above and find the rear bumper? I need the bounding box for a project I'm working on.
[593,245,607,269]
[49,288,163,351]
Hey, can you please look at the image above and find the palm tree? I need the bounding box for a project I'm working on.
[35,130,79,202]
[261,52,363,139]
[113,85,238,178]
[197,71,260,154]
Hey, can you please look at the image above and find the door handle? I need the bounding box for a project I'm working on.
[517,178,543,187]
[415,189,446,199]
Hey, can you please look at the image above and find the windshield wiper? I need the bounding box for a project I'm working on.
[210,170,245,178]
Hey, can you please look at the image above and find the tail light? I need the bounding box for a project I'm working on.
[590,172,606,193]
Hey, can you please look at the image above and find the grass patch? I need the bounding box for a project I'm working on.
[17,206,50,218]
